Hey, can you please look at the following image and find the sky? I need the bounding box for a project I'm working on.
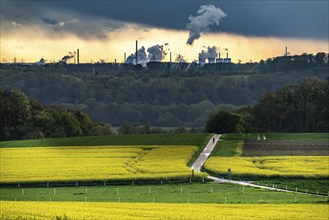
[1,0,328,63]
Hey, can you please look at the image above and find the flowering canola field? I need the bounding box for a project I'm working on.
[204,156,329,178]
[0,146,200,183]
[0,201,328,220]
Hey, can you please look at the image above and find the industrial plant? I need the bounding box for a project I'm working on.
[2,40,233,68]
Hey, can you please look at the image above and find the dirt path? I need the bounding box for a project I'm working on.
[190,134,220,172]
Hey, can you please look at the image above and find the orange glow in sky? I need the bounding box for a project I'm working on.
[1,25,328,64]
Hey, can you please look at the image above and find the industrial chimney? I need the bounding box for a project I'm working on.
[218,52,221,59]
[77,49,80,64]
[135,40,138,65]
[226,52,228,59]
[124,53,126,63]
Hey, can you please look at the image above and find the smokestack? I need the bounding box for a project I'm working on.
[170,52,172,63]
[77,49,80,64]
[218,52,221,59]
[226,52,228,59]
[136,40,138,64]
[124,53,126,63]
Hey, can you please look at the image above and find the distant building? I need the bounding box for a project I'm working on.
[216,58,231,63]
[208,57,216,64]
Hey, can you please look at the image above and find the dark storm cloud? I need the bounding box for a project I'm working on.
[1,0,328,40]
[0,0,130,40]
[42,17,59,25]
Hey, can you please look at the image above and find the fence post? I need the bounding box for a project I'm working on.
[47,182,49,187]
[104,181,106,186]
[76,181,78,187]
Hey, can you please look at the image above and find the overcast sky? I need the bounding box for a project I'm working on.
[1,0,328,63]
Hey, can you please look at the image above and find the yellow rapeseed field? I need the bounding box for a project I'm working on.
[0,201,328,220]
[204,156,329,178]
[0,146,200,183]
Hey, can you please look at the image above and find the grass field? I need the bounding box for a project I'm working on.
[204,156,329,179]
[220,133,258,140]
[1,201,328,220]
[0,183,326,204]
[0,145,202,183]
[256,179,329,195]
[0,133,212,148]
[210,139,243,157]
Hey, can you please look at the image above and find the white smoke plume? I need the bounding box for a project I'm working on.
[198,46,218,60]
[137,46,147,64]
[207,46,218,58]
[175,54,186,62]
[126,46,147,65]
[186,5,227,45]
[147,44,167,62]
[198,49,208,60]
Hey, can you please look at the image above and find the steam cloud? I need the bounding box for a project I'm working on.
[186,5,227,45]
[126,46,147,65]
[198,46,218,60]
[60,51,76,63]
[147,44,168,62]
[175,54,186,62]
[126,44,169,65]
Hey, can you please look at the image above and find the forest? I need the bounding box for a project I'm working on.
[0,53,328,128]
[0,88,112,141]
[206,77,329,133]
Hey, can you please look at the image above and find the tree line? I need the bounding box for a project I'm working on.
[1,53,328,127]
[0,88,112,141]
[206,77,329,133]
